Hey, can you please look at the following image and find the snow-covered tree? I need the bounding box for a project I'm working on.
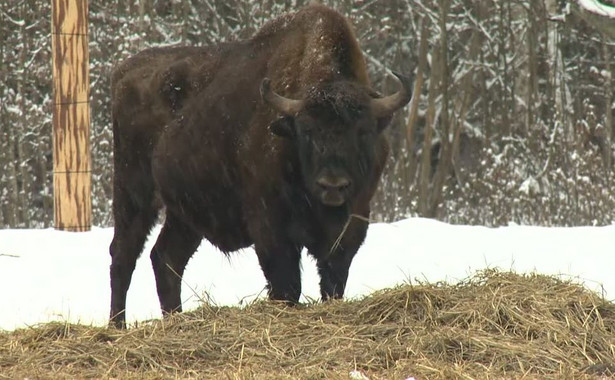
[1,0,614,227]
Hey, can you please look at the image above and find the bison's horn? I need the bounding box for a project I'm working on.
[370,72,413,118]
[260,78,304,116]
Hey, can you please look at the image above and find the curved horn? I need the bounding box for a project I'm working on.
[370,72,413,118]
[260,78,304,116]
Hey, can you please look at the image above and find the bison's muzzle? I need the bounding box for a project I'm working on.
[316,174,352,206]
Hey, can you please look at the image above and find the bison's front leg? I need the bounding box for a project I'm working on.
[316,217,368,300]
[317,251,354,300]
[255,242,302,304]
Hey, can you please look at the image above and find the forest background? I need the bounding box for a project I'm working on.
[1,0,614,228]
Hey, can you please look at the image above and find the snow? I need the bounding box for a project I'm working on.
[577,0,615,18]
[1,218,614,331]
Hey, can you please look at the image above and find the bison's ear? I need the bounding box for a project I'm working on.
[269,116,295,138]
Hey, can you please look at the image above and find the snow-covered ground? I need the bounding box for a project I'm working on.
[1,218,613,331]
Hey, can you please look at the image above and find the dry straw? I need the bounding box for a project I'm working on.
[1,269,614,379]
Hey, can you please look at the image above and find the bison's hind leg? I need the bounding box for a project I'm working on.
[150,212,202,316]
[109,191,159,329]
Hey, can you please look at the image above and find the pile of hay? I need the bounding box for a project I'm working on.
[1,270,614,379]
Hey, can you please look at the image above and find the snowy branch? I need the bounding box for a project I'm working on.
[571,0,615,39]
[576,0,615,17]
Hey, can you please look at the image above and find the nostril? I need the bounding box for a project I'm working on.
[336,179,350,191]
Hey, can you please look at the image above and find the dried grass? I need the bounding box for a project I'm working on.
[1,269,614,379]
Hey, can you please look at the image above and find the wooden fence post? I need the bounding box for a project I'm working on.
[51,0,91,231]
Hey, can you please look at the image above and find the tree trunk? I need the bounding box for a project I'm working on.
[404,18,429,196]
[417,47,441,217]
[603,42,613,173]
[429,0,452,217]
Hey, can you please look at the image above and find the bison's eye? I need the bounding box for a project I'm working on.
[299,124,315,138]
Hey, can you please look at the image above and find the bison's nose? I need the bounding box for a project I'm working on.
[317,176,351,192]
[316,174,352,206]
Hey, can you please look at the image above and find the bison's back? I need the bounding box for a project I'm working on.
[111,45,223,181]
[112,46,219,125]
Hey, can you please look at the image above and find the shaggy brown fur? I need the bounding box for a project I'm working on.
[109,4,411,328]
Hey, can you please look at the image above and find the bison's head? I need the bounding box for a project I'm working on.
[261,73,412,207]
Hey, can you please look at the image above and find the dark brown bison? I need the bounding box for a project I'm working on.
[109,4,412,328]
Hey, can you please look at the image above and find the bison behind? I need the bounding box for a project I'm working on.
[109,4,412,328]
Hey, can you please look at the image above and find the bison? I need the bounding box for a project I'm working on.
[109,3,412,328]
